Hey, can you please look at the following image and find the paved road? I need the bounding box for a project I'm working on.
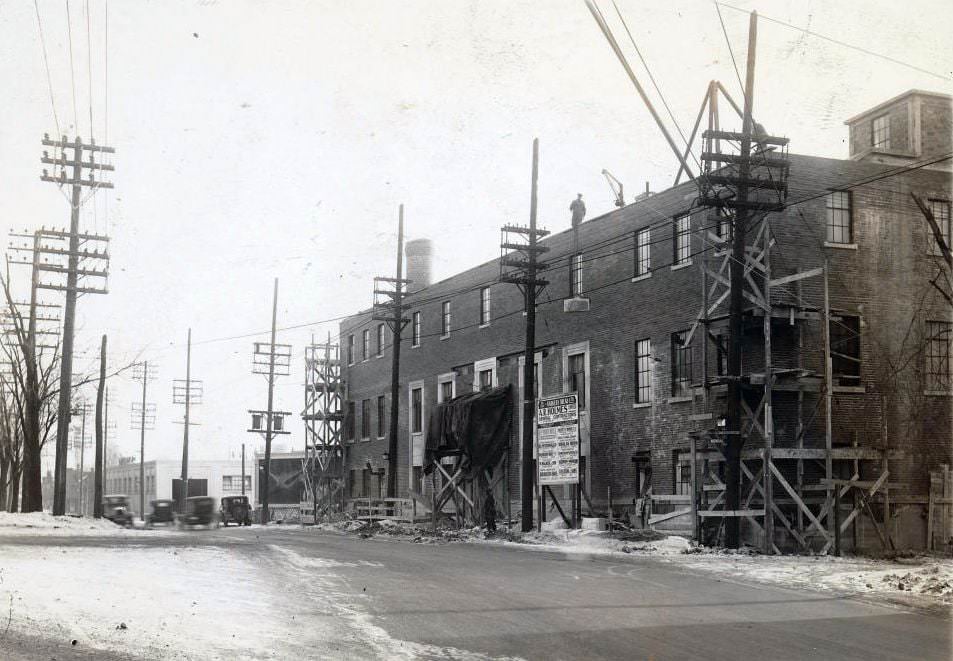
[0,528,949,660]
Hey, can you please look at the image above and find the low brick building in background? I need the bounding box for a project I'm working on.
[339,90,951,551]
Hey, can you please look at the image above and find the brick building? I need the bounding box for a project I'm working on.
[338,90,952,550]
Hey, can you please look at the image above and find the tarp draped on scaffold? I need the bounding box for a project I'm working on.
[425,384,512,479]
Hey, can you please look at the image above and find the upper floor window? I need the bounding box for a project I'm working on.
[376,395,386,437]
[928,199,951,255]
[376,324,385,356]
[441,301,451,337]
[568,353,587,411]
[872,114,890,149]
[635,228,651,277]
[439,379,454,403]
[360,399,371,440]
[480,287,491,325]
[713,209,732,241]
[345,401,355,440]
[830,315,861,386]
[570,254,583,296]
[412,311,421,347]
[826,191,852,244]
[635,339,652,404]
[673,214,691,266]
[411,387,423,434]
[671,330,693,398]
[362,329,370,361]
[347,334,355,365]
[478,368,493,391]
[926,320,951,392]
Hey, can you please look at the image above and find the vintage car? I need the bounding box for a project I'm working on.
[102,494,134,527]
[146,499,176,527]
[219,495,252,527]
[179,496,218,529]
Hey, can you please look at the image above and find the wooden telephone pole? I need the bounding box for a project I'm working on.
[174,330,203,511]
[40,134,114,515]
[500,139,550,532]
[373,207,411,498]
[93,335,106,518]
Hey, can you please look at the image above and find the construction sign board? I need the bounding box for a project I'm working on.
[536,393,579,485]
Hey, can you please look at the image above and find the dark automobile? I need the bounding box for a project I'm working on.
[220,495,252,527]
[179,496,218,529]
[103,494,133,527]
[146,499,176,527]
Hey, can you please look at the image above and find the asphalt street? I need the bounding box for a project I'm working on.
[0,527,949,660]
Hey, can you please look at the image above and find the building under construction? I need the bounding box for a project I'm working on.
[337,88,952,552]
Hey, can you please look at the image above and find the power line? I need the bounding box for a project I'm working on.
[717,1,953,82]
[712,0,745,95]
[33,0,61,139]
[65,0,79,133]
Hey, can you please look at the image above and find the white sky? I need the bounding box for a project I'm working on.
[0,0,950,469]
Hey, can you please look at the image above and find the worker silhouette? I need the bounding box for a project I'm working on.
[484,489,497,533]
[570,194,586,228]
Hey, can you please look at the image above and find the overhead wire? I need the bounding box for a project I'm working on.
[712,0,745,95]
[65,0,79,135]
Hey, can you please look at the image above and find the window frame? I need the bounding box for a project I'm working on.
[570,254,583,296]
[411,311,421,347]
[411,387,423,434]
[437,372,456,403]
[362,329,370,361]
[670,330,693,398]
[376,394,386,438]
[635,228,651,278]
[473,357,497,393]
[872,114,890,150]
[925,320,951,393]
[830,314,862,387]
[479,286,491,326]
[347,334,355,365]
[441,300,451,338]
[345,401,355,441]
[567,352,587,411]
[825,190,853,245]
[376,323,385,357]
[673,214,692,266]
[928,199,952,256]
[360,399,371,440]
[635,338,652,404]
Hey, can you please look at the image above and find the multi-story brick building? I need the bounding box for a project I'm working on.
[339,90,951,551]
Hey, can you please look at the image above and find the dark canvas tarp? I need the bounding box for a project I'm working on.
[425,384,512,478]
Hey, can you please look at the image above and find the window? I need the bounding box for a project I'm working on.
[360,399,371,439]
[673,214,691,265]
[345,401,355,440]
[480,287,491,325]
[826,191,852,244]
[635,228,651,277]
[272,414,284,432]
[440,380,454,402]
[928,200,951,255]
[411,387,423,434]
[926,321,951,392]
[872,114,890,149]
[674,451,692,495]
[830,315,861,386]
[568,353,586,411]
[362,329,370,361]
[222,475,251,491]
[671,330,693,397]
[347,334,355,365]
[412,311,421,347]
[635,339,652,403]
[375,395,386,437]
[478,369,493,392]
[713,209,731,241]
[441,301,451,337]
[376,324,385,356]
[570,254,583,295]
[251,413,262,430]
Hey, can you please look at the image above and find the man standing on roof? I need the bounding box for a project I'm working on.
[570,193,586,228]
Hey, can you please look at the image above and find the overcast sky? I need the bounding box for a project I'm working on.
[1,0,950,469]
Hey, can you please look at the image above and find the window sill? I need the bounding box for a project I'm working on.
[376,435,387,441]
[376,354,384,359]
[632,401,652,409]
[833,385,865,394]
[360,437,371,442]
[411,344,420,349]
[671,261,693,272]
[479,323,491,329]
[924,390,952,397]
[440,334,450,341]
[824,242,858,250]
[667,396,692,404]
[631,273,652,283]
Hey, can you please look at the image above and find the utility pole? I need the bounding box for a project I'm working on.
[130,361,156,518]
[724,11,758,549]
[372,207,411,498]
[93,334,105,518]
[39,134,114,515]
[103,386,109,493]
[174,330,203,511]
[241,443,246,497]
[500,139,550,532]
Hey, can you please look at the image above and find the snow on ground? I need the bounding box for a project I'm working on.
[0,512,135,536]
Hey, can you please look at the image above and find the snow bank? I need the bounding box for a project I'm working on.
[0,512,128,536]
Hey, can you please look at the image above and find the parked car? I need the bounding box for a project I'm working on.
[146,499,176,527]
[219,495,252,527]
[179,496,217,529]
[103,494,133,527]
